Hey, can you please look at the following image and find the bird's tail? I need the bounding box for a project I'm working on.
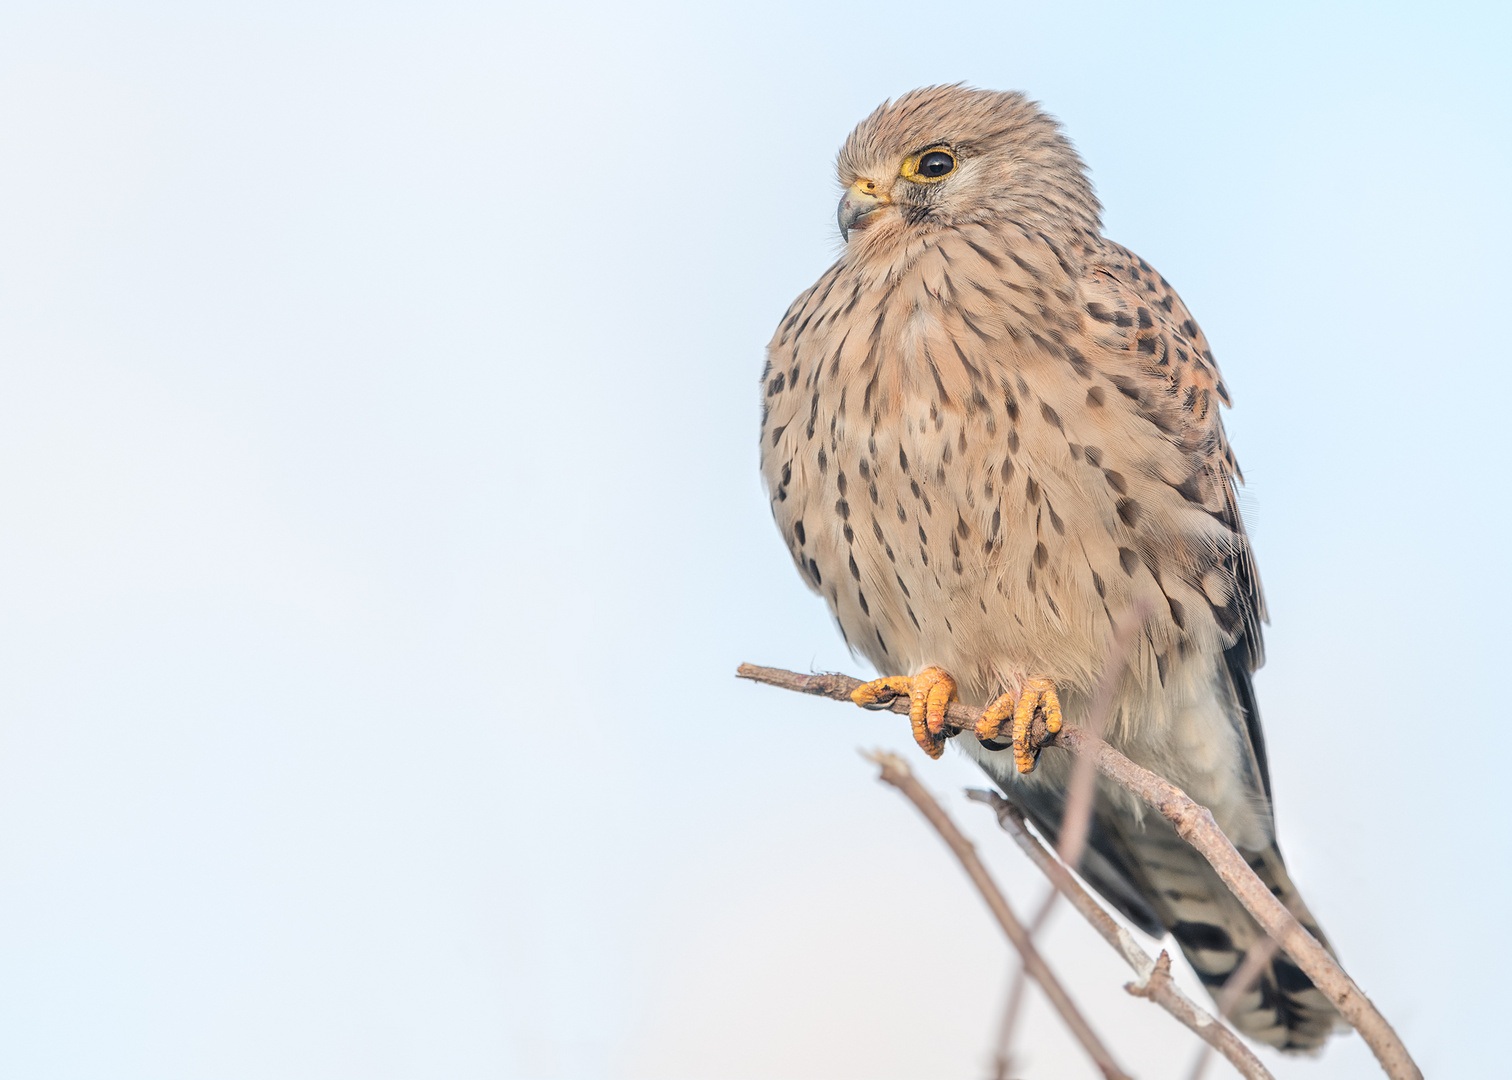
[1123,817,1342,1051]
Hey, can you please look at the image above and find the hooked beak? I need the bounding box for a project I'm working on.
[838,179,890,241]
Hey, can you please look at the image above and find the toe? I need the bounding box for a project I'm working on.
[976,691,1016,741]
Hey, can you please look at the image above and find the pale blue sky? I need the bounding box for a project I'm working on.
[1,2,1507,1077]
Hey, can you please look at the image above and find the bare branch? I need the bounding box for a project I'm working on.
[991,604,1151,1076]
[737,663,1423,1080]
[864,750,1131,1080]
[968,789,1273,1080]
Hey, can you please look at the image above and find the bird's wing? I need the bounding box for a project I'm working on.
[1079,241,1271,801]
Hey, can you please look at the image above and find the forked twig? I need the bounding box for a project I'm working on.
[865,750,1131,1080]
[736,662,1422,1080]
[969,790,1273,1080]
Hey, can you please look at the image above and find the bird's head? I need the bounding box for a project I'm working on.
[835,85,1101,252]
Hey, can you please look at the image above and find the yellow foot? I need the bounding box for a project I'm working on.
[1011,678,1062,774]
[975,691,1017,743]
[851,667,957,759]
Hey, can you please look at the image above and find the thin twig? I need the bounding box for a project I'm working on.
[991,605,1150,1077]
[969,790,1274,1080]
[864,750,1132,1080]
[737,663,1423,1080]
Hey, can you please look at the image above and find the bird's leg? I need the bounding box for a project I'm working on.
[850,667,957,759]
[1011,678,1063,774]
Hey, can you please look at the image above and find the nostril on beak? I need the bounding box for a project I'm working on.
[837,180,889,242]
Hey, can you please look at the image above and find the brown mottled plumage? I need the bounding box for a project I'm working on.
[759,86,1341,1051]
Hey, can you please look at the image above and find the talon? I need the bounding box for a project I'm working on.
[1011,677,1063,774]
[976,690,1016,742]
[850,667,957,759]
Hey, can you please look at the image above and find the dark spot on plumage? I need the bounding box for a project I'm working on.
[1082,445,1102,467]
[835,498,849,520]
[1067,442,1081,460]
[1156,651,1167,686]
[1086,386,1105,408]
[817,447,827,473]
[896,501,907,523]
[1273,959,1315,994]
[776,487,786,501]
[1026,565,1036,591]
[922,493,932,515]
[1109,375,1141,401]
[780,462,791,489]
[1039,402,1062,429]
[1119,547,1140,576]
[893,571,911,598]
[805,393,819,439]
[964,237,1004,269]
[990,508,1001,537]
[1091,570,1105,598]
[857,458,870,480]
[935,463,946,485]
[793,519,805,546]
[1138,403,1183,437]
[1171,921,1235,953]
[1116,498,1141,527]
[1025,476,1039,504]
[960,308,994,343]
[1171,473,1205,503]
[969,388,990,415]
[1047,502,1064,535]
[919,547,929,566]
[766,372,785,396]
[868,481,879,504]
[917,524,928,546]
[857,589,869,615]
[1006,428,1019,453]
[874,627,887,653]
[1034,542,1048,568]
[769,424,786,447]
[1215,380,1231,405]
[906,603,920,628]
[1044,593,1060,617]
[842,523,854,544]
[1166,595,1185,629]
[1112,311,1133,327]
[1180,319,1199,338]
[1136,306,1153,330]
[1086,301,1118,323]
[837,470,847,496]
[1103,469,1127,495]
[1137,336,1158,355]
[909,479,921,500]
[848,554,860,580]
[807,558,822,585]
[941,440,952,466]
[944,616,953,634]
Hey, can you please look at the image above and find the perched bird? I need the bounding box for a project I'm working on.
[760,85,1340,1051]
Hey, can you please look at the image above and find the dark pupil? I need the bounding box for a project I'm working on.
[919,151,953,178]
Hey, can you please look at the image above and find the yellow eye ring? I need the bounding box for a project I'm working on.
[901,147,957,183]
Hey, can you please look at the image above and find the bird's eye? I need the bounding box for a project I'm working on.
[919,150,955,177]
[904,149,957,182]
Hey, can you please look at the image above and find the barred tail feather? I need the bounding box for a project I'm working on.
[1121,817,1341,1051]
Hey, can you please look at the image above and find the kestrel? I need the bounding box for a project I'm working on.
[760,86,1339,1051]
